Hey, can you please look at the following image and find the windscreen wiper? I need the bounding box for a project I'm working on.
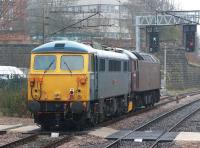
[63,61,72,74]
[44,59,55,74]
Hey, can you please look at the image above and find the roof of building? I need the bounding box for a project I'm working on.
[0,66,24,75]
[76,0,128,5]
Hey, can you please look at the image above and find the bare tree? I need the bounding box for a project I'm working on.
[126,0,175,16]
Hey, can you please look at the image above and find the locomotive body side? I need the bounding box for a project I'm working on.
[116,49,161,108]
[93,50,131,118]
[131,52,161,106]
[96,50,130,99]
[136,61,160,92]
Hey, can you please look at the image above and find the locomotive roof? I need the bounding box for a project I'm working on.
[96,50,129,60]
[139,52,160,63]
[115,48,137,60]
[32,40,96,53]
[32,40,129,60]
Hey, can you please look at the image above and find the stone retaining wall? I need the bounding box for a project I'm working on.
[155,48,200,89]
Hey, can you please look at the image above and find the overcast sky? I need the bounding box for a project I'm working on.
[175,0,200,10]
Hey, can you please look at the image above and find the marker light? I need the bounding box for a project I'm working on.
[70,88,74,95]
[69,88,75,100]
[29,78,35,87]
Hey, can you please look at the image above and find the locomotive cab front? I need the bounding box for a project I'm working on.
[28,42,93,129]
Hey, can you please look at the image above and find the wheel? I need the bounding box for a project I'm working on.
[90,113,99,126]
[73,113,86,131]
[41,124,51,131]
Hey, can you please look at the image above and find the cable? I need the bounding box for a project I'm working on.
[47,11,100,36]
[31,81,42,101]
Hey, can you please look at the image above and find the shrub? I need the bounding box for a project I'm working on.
[0,78,29,117]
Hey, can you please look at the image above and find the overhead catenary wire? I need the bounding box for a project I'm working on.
[47,11,100,36]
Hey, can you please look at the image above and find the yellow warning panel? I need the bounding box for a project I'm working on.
[128,101,134,112]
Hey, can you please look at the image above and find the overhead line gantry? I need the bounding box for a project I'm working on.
[135,10,200,51]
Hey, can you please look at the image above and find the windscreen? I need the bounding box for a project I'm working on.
[61,55,84,70]
[34,55,56,70]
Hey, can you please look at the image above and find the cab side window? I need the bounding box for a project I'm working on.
[109,60,121,72]
[99,59,105,72]
[89,54,95,72]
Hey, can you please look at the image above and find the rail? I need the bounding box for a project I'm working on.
[0,133,39,148]
[150,102,200,148]
[0,131,6,135]
[105,91,200,148]
[0,133,72,148]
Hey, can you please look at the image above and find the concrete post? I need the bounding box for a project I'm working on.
[164,43,167,92]
[136,16,140,52]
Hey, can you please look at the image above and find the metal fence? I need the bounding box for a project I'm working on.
[0,72,29,117]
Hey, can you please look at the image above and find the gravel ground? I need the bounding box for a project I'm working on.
[65,95,200,148]
[16,135,65,148]
[139,100,200,131]
[58,135,109,148]
[0,116,34,125]
[0,133,23,146]
[108,95,200,130]
[174,109,200,132]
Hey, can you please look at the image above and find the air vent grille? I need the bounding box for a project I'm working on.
[55,43,65,48]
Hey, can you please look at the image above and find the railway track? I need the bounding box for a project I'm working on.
[150,106,200,148]
[0,90,199,148]
[0,132,72,148]
[0,131,6,135]
[98,90,200,128]
[105,95,200,148]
